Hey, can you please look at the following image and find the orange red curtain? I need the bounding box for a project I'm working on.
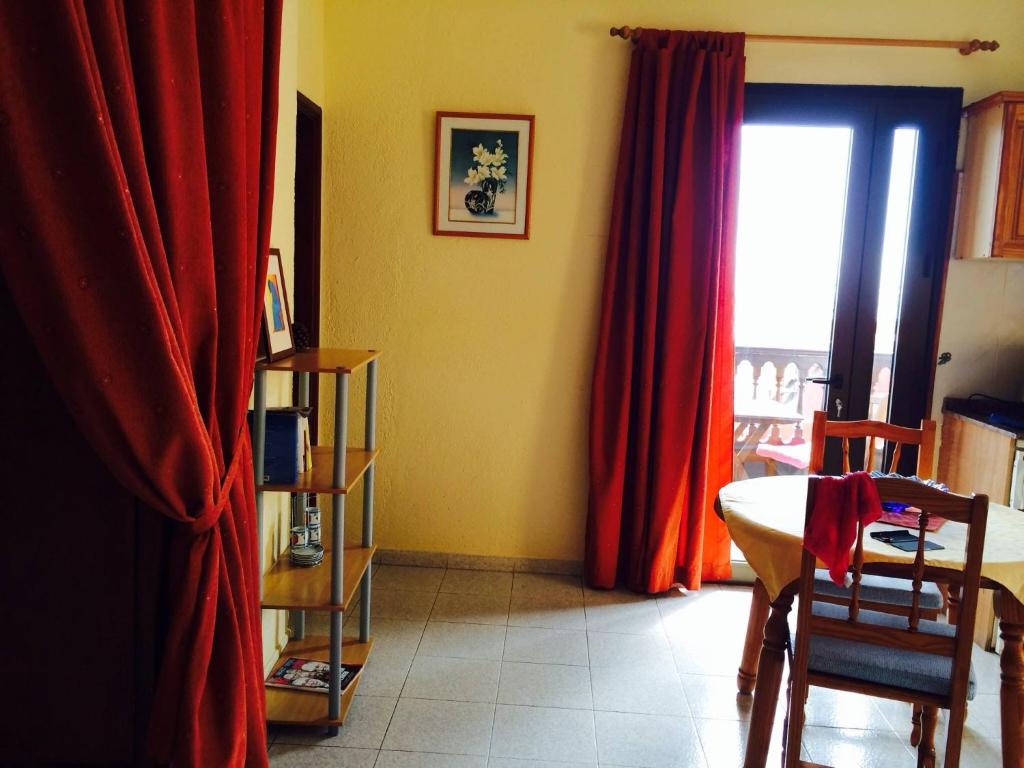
[587,30,744,593]
[0,1,281,764]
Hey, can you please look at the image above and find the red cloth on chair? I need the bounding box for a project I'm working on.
[0,2,281,765]
[805,472,884,586]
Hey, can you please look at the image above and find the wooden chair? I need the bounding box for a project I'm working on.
[783,476,987,768]
[808,411,944,622]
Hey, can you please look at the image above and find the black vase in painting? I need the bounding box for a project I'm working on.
[465,177,499,215]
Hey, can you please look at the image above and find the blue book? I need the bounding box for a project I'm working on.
[248,408,310,484]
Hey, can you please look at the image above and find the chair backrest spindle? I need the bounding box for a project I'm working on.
[908,507,930,631]
[809,411,936,478]
[888,442,903,473]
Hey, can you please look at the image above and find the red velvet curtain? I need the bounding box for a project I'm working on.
[0,2,281,765]
[587,30,744,593]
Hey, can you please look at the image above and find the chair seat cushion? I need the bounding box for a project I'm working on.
[813,569,944,610]
[795,601,976,700]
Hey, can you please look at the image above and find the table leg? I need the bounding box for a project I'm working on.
[734,423,770,480]
[744,585,796,768]
[999,589,1024,768]
[738,578,770,694]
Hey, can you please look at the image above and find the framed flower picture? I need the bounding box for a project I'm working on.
[261,248,294,361]
[434,112,534,239]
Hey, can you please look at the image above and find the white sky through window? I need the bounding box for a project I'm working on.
[734,125,918,356]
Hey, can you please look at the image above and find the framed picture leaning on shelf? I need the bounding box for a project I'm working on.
[434,112,534,239]
[261,247,294,360]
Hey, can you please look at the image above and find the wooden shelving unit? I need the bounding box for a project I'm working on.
[262,545,376,612]
[257,446,378,494]
[265,636,374,726]
[253,348,379,734]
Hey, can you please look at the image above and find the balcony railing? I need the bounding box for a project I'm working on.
[734,345,894,447]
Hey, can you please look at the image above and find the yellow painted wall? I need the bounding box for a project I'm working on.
[316,0,1024,563]
[262,0,326,673]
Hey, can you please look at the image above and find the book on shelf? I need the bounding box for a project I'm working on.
[266,656,362,694]
[248,407,313,483]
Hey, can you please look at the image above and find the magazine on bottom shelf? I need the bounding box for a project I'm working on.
[266,657,362,694]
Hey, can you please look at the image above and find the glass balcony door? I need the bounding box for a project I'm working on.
[733,85,961,481]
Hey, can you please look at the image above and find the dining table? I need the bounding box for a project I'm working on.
[716,474,1024,768]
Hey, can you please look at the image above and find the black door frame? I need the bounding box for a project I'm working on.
[294,91,322,441]
[743,84,961,472]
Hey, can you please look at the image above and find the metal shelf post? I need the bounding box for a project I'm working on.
[292,371,310,641]
[327,371,349,734]
[360,359,377,643]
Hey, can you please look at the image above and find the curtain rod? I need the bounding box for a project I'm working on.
[609,26,999,55]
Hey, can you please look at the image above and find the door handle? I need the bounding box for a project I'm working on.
[804,373,844,388]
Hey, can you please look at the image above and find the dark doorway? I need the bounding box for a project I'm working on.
[294,91,322,441]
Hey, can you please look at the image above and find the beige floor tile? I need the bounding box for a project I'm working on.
[591,660,688,716]
[375,565,446,593]
[584,598,663,635]
[502,626,589,666]
[267,744,378,767]
[371,590,437,621]
[417,621,506,660]
[508,593,586,631]
[583,586,651,605]
[401,656,501,703]
[490,704,597,763]
[680,674,754,721]
[587,630,673,668]
[376,753,487,768]
[668,627,753,677]
[497,661,593,709]
[353,651,414,697]
[694,717,806,768]
[958,731,1004,768]
[803,726,916,767]
[964,693,1002,738]
[512,573,584,600]
[972,645,1002,695]
[274,696,396,749]
[376,752,486,768]
[658,587,752,639]
[802,688,887,730]
[343,616,425,657]
[442,569,513,596]
[430,592,511,626]
[594,710,706,767]
[382,698,494,755]
[488,759,596,768]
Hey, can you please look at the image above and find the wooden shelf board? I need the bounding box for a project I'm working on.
[261,545,375,612]
[257,348,380,374]
[257,446,377,495]
[265,636,373,726]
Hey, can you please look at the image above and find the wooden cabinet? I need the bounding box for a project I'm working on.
[955,91,1024,260]
[937,411,1018,501]
[937,410,1020,651]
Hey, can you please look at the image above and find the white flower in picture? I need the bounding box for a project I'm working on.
[465,165,491,185]
[491,165,507,181]
[490,146,507,166]
[472,143,488,163]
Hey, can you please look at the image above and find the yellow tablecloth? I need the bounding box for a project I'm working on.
[718,475,1024,604]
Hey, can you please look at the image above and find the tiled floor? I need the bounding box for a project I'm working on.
[268,566,1004,767]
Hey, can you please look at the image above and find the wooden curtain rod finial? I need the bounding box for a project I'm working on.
[609,25,642,42]
[959,39,1000,55]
